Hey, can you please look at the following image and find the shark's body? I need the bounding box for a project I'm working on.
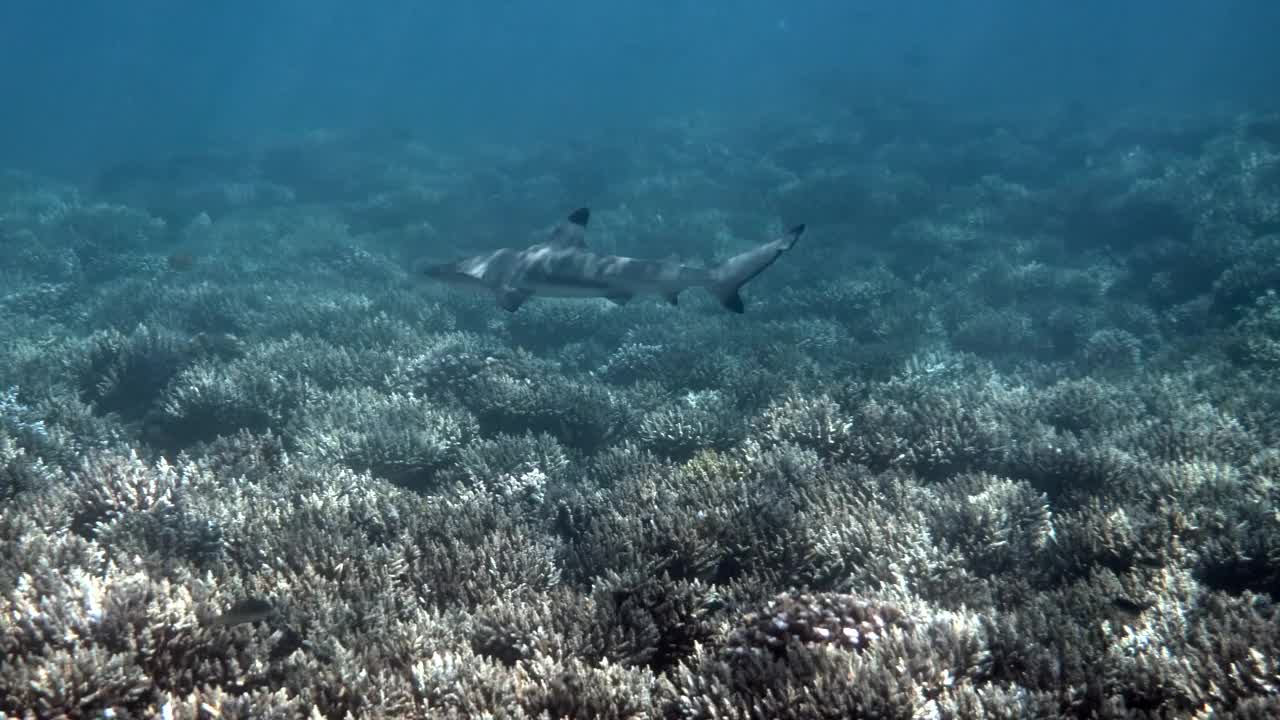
[420,208,804,313]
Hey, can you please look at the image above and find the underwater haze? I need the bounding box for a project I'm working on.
[5,1,1280,718]
[3,0,1279,175]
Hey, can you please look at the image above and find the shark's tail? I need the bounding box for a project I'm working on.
[706,224,805,313]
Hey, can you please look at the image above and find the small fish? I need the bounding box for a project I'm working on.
[1103,596,1151,627]
[167,252,196,271]
[1110,596,1149,618]
[206,597,275,627]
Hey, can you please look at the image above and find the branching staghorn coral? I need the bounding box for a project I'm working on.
[1,103,1280,717]
[667,591,1015,719]
[288,386,479,490]
[636,390,745,460]
[153,354,318,451]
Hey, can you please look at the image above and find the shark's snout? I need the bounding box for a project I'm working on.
[418,261,455,279]
[414,257,450,278]
[414,258,466,284]
[416,256,496,291]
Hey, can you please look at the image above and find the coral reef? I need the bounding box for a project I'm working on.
[3,106,1280,716]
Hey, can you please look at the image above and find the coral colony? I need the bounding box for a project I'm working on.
[3,108,1280,716]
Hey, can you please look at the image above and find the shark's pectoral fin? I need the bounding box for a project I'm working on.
[496,287,531,312]
[605,293,632,306]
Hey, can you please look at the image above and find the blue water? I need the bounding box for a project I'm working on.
[3,1,1277,177]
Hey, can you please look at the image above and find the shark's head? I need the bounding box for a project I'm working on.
[417,248,519,289]
[418,259,481,286]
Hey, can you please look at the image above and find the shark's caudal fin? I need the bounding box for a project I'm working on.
[707,224,805,313]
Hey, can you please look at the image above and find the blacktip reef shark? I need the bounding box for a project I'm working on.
[419,208,804,313]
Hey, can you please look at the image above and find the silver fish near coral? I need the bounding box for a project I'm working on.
[205,597,275,627]
[419,208,804,313]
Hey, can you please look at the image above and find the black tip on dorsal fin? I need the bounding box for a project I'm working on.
[549,208,590,248]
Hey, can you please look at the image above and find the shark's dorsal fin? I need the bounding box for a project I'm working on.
[547,207,590,249]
